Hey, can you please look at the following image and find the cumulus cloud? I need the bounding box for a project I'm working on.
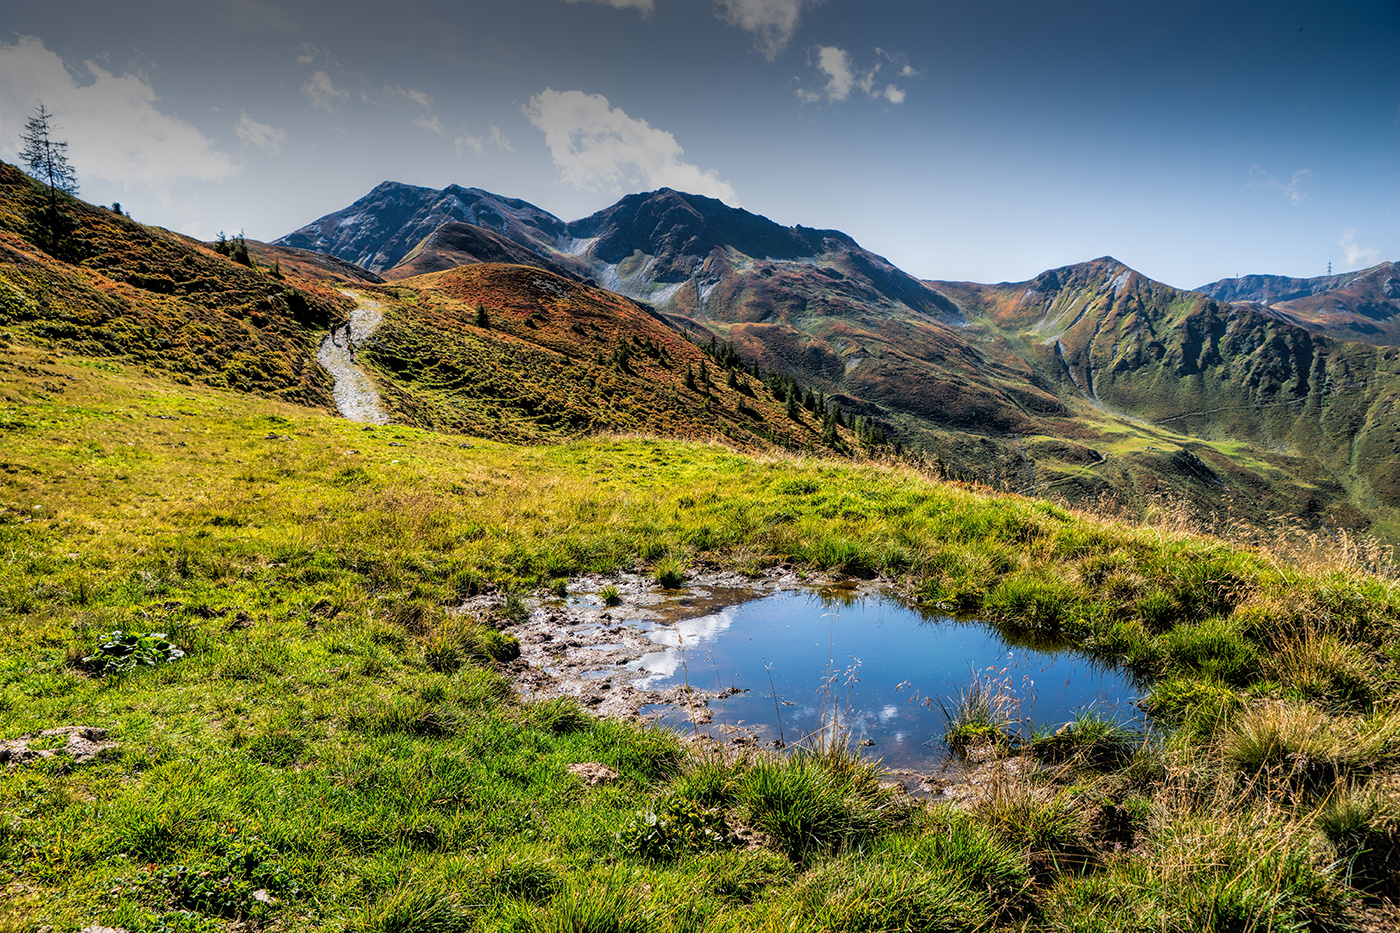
[798,46,908,105]
[0,35,238,189]
[525,88,738,204]
[233,111,285,152]
[715,0,822,60]
[1340,229,1381,270]
[302,70,348,112]
[563,0,654,14]
[1248,165,1310,206]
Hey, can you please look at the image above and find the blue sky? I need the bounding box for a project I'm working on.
[1,0,1396,288]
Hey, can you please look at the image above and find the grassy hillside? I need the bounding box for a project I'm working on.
[0,163,347,406]
[0,160,866,459]
[2,336,1399,931]
[936,260,1400,539]
[349,264,850,451]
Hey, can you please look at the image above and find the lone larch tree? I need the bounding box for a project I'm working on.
[19,102,80,253]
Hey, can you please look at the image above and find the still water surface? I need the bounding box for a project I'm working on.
[629,589,1140,769]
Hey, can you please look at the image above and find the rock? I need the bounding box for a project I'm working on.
[79,926,127,933]
[567,762,619,785]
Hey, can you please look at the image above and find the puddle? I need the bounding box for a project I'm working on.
[629,590,1141,770]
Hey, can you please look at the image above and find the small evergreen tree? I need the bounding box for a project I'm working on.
[230,230,251,267]
[20,103,78,198]
[820,406,838,447]
[20,102,79,254]
[475,304,490,328]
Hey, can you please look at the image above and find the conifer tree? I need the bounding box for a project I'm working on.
[20,103,78,199]
[19,103,79,254]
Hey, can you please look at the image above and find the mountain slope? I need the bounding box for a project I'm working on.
[277,181,578,275]
[279,181,1400,537]
[353,263,847,450]
[0,161,345,404]
[383,220,578,280]
[936,258,1400,527]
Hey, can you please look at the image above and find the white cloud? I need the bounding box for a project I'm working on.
[296,43,326,65]
[0,35,238,190]
[302,70,348,112]
[715,0,821,60]
[564,0,655,14]
[812,46,855,101]
[233,111,285,152]
[414,114,447,136]
[1248,165,1310,206]
[525,88,739,204]
[489,125,514,152]
[455,125,514,155]
[1340,229,1381,270]
[799,46,907,105]
[398,87,432,109]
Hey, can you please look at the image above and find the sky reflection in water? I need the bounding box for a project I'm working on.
[631,589,1141,769]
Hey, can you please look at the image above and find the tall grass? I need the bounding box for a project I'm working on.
[740,744,910,863]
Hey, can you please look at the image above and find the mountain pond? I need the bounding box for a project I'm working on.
[610,588,1142,770]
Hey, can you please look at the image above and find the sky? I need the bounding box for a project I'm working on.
[1,0,1397,289]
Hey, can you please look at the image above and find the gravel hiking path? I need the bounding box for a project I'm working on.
[317,290,389,424]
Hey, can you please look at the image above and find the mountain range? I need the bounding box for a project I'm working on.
[2,158,1397,542]
[278,182,1400,538]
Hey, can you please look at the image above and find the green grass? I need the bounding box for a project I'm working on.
[0,339,1398,930]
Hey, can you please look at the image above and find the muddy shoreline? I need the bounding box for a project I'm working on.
[466,569,1009,796]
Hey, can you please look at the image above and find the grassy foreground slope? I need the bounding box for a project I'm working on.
[2,337,1400,932]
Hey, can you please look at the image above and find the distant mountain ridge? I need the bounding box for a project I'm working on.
[1198,262,1400,345]
[277,182,573,274]
[279,180,1400,537]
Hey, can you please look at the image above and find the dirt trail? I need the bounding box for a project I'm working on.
[317,290,389,424]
